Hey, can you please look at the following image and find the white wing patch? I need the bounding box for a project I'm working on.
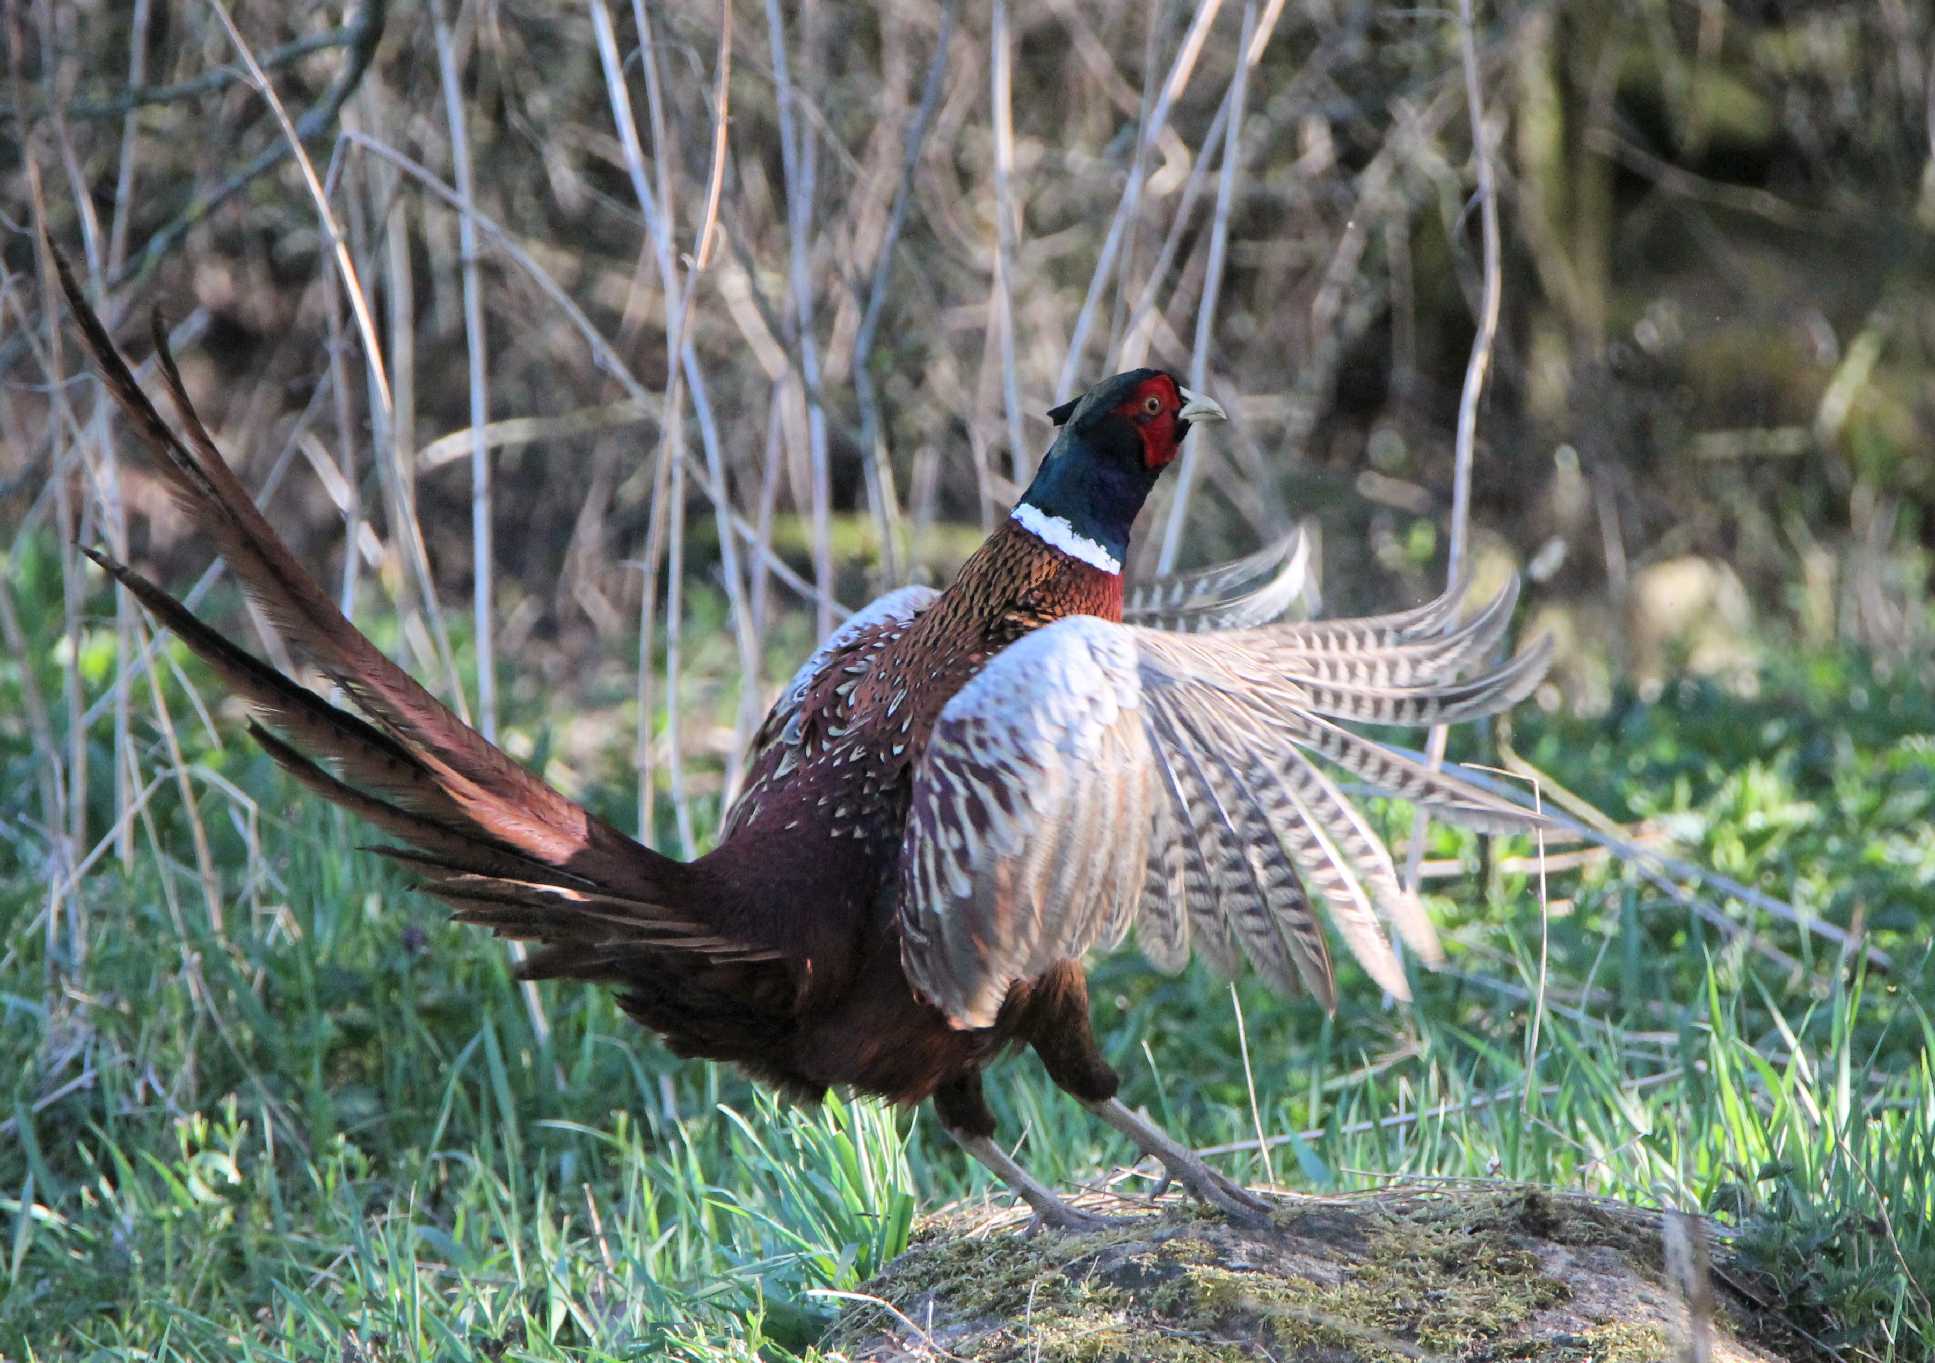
[899,618,1147,1026]
[896,574,1553,1030]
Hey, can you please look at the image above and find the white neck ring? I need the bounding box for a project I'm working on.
[1011,502,1122,574]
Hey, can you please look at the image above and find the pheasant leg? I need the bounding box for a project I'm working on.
[936,1069,1113,1232]
[1018,965,1272,1224]
[1085,1098,1274,1222]
[945,1129,1114,1233]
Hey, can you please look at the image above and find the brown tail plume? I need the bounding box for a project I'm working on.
[48,241,753,969]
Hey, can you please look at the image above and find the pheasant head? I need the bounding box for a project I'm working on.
[1012,369,1227,574]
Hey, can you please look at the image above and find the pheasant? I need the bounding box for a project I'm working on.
[53,247,1550,1231]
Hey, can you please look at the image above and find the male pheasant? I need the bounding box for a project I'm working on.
[54,250,1549,1230]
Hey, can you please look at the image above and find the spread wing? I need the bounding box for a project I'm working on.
[897,575,1552,1028]
[1121,524,1317,632]
[724,523,1311,836]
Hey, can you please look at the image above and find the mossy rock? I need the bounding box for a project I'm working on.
[820,1183,1812,1362]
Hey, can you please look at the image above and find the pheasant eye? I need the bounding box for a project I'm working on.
[1143,395,1163,415]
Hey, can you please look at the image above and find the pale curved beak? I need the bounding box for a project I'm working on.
[1177,388,1228,424]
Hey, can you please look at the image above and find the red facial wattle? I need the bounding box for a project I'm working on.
[1118,375,1186,470]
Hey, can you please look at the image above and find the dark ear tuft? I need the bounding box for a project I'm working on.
[1046,395,1080,426]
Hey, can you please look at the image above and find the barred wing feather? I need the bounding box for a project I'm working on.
[1122,525,1317,633]
[897,622,1151,1025]
[898,576,1551,1029]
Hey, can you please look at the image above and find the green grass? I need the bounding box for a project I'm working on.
[3,553,1932,1359]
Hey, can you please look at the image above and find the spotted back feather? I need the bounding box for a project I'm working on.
[723,586,938,840]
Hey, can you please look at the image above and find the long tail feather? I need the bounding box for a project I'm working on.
[247,723,554,882]
[86,548,479,830]
[52,245,659,889]
[48,241,758,971]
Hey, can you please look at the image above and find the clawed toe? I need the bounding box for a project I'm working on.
[1180,1163,1274,1223]
[1202,1163,1273,1214]
[1088,1097,1275,1226]
[1147,1151,1271,1222]
[949,1128,1123,1235]
[1023,1204,1117,1236]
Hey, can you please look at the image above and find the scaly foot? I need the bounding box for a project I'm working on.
[1085,1098,1274,1224]
[948,1130,1117,1233]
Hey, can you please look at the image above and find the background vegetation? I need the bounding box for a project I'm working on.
[1,0,1931,1358]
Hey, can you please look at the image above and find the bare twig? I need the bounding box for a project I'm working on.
[1587,127,1835,232]
[678,1,770,804]
[432,0,495,740]
[646,13,699,858]
[1055,0,1226,399]
[107,0,385,290]
[1155,0,1258,574]
[0,14,375,122]
[18,155,89,972]
[851,1,955,586]
[337,133,843,617]
[102,0,153,870]
[434,0,559,1068]
[208,0,471,714]
[1229,981,1276,1187]
[766,0,837,639]
[990,0,1028,488]
[590,0,684,847]
[1465,763,1551,1115]
[806,1289,971,1362]
[1444,0,1501,588]
[1401,0,1502,902]
[417,402,655,473]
